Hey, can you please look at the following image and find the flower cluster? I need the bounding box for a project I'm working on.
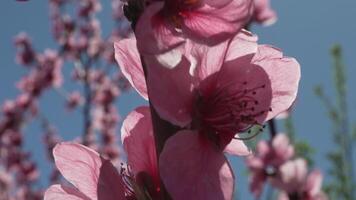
[246,134,327,200]
[43,0,309,199]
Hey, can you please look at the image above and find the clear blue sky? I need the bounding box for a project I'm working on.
[1,0,356,199]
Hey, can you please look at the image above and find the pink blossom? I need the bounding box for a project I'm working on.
[66,91,83,110]
[14,32,36,66]
[78,0,102,17]
[0,167,13,195]
[115,30,300,138]
[246,134,294,197]
[45,107,160,199]
[135,0,253,55]
[17,49,63,97]
[93,79,120,106]
[115,31,300,199]
[252,0,277,26]
[276,159,328,200]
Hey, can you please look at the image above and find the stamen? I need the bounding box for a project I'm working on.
[198,79,269,135]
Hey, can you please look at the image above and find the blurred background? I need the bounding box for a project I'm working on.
[0,0,356,199]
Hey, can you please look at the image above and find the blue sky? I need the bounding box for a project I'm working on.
[1,0,356,199]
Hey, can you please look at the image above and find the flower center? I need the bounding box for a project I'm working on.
[196,80,270,135]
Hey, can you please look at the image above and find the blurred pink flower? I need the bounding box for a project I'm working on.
[135,0,253,55]
[252,0,277,26]
[78,0,102,17]
[0,167,13,192]
[14,32,35,66]
[66,91,83,110]
[276,159,328,200]
[17,49,63,97]
[246,134,295,197]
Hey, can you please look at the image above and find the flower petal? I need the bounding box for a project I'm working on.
[223,136,251,156]
[97,159,127,200]
[145,54,194,127]
[305,170,323,197]
[272,134,294,162]
[253,0,277,26]
[189,39,229,81]
[135,2,185,55]
[121,106,159,186]
[224,29,258,62]
[277,192,289,200]
[160,130,234,200]
[53,142,125,200]
[252,45,301,121]
[182,0,253,45]
[273,158,308,193]
[44,185,89,200]
[256,140,270,158]
[114,38,148,100]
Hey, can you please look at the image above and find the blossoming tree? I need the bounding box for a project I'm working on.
[1,0,355,200]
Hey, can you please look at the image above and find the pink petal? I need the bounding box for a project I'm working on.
[272,134,294,161]
[274,158,308,193]
[256,140,270,158]
[159,130,234,200]
[277,192,289,200]
[181,0,253,45]
[304,170,323,197]
[53,142,101,199]
[253,0,277,26]
[144,54,194,127]
[53,142,125,200]
[246,156,264,170]
[121,106,159,186]
[189,38,229,81]
[97,159,127,200]
[135,2,185,55]
[252,45,301,122]
[204,0,236,8]
[223,138,251,156]
[221,132,251,156]
[44,185,89,200]
[225,29,258,62]
[114,38,148,100]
